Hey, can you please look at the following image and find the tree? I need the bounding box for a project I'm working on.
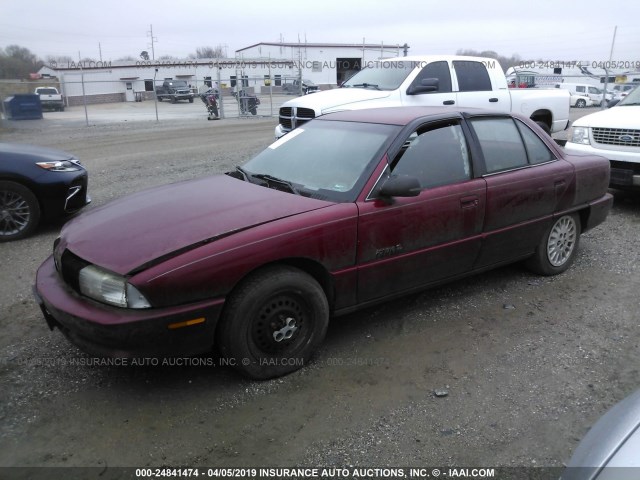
[0,45,43,79]
[140,50,150,61]
[456,49,522,73]
[117,55,136,62]
[189,45,226,59]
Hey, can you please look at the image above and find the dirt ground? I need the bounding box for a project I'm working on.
[0,109,639,477]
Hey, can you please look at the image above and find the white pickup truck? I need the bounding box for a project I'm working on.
[34,86,65,111]
[276,55,570,138]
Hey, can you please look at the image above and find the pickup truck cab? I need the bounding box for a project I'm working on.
[276,55,570,138]
[34,87,64,111]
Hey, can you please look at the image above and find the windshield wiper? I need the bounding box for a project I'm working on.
[350,82,381,90]
[251,173,301,195]
[235,165,250,180]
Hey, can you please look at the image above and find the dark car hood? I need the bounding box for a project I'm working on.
[61,175,332,275]
[0,143,76,164]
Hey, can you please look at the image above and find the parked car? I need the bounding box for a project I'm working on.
[0,143,90,241]
[561,389,640,479]
[34,107,612,379]
[565,86,640,190]
[555,83,612,106]
[569,92,594,108]
[282,79,319,95]
[34,86,64,111]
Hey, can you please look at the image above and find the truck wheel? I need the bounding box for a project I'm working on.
[525,214,580,276]
[216,265,329,379]
[171,97,177,104]
[189,97,194,103]
[157,97,163,102]
[0,181,41,242]
[575,99,586,108]
[534,121,551,135]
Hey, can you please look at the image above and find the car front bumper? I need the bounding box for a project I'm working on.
[34,256,225,358]
[564,143,640,188]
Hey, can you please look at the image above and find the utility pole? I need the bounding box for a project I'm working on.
[98,42,102,62]
[147,24,158,60]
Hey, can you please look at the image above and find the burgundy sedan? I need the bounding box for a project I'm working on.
[34,107,613,379]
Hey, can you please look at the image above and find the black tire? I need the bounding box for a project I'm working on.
[535,121,551,135]
[576,99,586,108]
[212,103,219,118]
[157,96,163,102]
[217,265,329,379]
[189,97,194,103]
[250,107,257,115]
[525,213,580,276]
[0,181,41,242]
[171,96,177,104]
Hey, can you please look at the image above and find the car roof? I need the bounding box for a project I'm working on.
[316,106,507,126]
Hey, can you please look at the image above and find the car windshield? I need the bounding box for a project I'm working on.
[342,61,415,90]
[241,120,399,202]
[618,86,640,106]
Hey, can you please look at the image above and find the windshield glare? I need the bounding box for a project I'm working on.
[342,61,415,90]
[618,86,640,105]
[242,120,398,202]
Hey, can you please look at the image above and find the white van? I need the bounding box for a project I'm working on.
[555,83,611,106]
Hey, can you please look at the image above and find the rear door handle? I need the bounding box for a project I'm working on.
[489,98,499,102]
[443,100,455,105]
[461,196,479,208]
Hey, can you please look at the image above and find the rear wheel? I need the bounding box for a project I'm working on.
[534,120,551,135]
[0,181,41,242]
[217,266,329,379]
[576,99,586,108]
[189,97,194,103]
[525,213,580,275]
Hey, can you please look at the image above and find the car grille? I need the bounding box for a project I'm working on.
[592,128,640,147]
[279,107,315,131]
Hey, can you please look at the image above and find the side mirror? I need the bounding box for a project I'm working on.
[407,78,439,95]
[379,175,421,198]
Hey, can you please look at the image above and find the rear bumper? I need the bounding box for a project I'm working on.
[34,256,224,358]
[583,193,614,232]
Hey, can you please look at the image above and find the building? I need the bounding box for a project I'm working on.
[236,41,409,86]
[34,40,407,106]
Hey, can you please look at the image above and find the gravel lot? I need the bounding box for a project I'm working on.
[0,105,639,476]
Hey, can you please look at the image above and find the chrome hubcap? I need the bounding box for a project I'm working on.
[547,216,577,267]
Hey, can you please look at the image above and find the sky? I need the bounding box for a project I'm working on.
[1,0,638,67]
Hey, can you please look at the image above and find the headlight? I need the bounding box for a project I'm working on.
[36,160,82,172]
[79,265,151,309]
[569,126,591,145]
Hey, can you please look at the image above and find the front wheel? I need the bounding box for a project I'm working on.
[575,99,586,108]
[217,266,329,379]
[0,181,41,242]
[189,97,194,103]
[525,213,580,276]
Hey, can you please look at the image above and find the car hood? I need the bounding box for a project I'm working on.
[60,175,332,275]
[0,143,76,163]
[572,105,640,129]
[283,87,393,114]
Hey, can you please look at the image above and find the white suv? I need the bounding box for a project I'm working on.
[565,87,640,189]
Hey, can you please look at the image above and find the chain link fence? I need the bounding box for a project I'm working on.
[1,75,321,125]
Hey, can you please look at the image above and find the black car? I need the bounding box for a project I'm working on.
[0,143,90,241]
